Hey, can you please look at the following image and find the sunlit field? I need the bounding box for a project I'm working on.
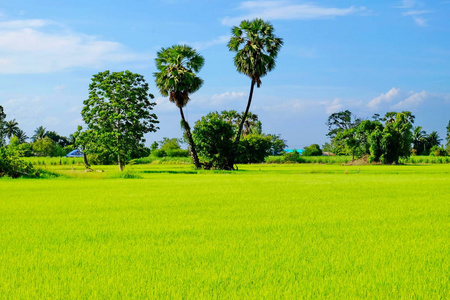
[1,164,448,298]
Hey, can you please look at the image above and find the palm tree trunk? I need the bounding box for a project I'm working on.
[229,79,256,170]
[179,107,201,169]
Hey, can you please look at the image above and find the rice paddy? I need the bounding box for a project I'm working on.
[0,163,448,298]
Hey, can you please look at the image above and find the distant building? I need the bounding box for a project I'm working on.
[66,149,84,158]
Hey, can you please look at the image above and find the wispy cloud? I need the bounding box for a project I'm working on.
[397,0,431,26]
[367,88,401,110]
[0,16,145,74]
[187,35,229,50]
[367,88,450,110]
[221,1,367,26]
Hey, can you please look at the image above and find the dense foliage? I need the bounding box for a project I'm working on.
[303,144,323,156]
[0,147,37,178]
[192,111,286,169]
[327,111,417,164]
[80,70,159,171]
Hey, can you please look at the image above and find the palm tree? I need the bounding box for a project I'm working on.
[426,131,442,149]
[14,129,28,144]
[32,126,47,142]
[412,126,427,153]
[5,119,20,139]
[227,18,283,169]
[154,45,204,169]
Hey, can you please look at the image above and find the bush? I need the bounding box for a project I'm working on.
[283,150,304,163]
[237,134,272,163]
[165,149,189,157]
[193,112,235,169]
[152,149,167,157]
[0,148,38,178]
[303,144,323,156]
[429,146,447,156]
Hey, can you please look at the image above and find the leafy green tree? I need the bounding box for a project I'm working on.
[237,134,272,163]
[46,131,70,147]
[326,110,362,155]
[81,70,159,171]
[380,111,414,164]
[303,144,323,156]
[154,45,204,169]
[267,134,287,155]
[32,137,57,156]
[227,18,283,169]
[193,112,235,169]
[193,111,285,167]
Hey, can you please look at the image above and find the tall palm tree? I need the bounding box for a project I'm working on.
[412,126,427,153]
[32,126,47,142]
[5,119,20,139]
[154,45,204,169]
[426,131,442,149]
[14,129,29,144]
[227,18,283,169]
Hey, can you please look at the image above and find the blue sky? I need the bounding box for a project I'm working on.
[1,0,449,149]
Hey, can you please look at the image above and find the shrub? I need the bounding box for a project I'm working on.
[303,144,323,156]
[152,149,167,157]
[429,146,447,157]
[283,150,304,163]
[0,148,38,178]
[166,149,189,157]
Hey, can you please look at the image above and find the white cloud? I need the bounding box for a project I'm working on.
[367,87,401,109]
[326,98,344,114]
[0,17,144,74]
[221,1,367,26]
[392,91,428,109]
[188,35,230,50]
[367,88,450,110]
[211,91,245,100]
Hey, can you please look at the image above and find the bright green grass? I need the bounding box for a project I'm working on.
[0,164,449,298]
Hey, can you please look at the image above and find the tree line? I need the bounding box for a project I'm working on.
[324,110,449,164]
[2,18,450,175]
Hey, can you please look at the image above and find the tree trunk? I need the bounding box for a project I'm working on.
[82,146,91,169]
[179,107,201,169]
[118,153,124,171]
[229,79,256,170]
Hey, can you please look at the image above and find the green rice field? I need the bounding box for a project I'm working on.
[1,163,449,298]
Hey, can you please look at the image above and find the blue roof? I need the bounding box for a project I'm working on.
[66,149,84,157]
[284,149,304,154]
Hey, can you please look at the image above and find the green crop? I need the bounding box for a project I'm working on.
[1,164,448,298]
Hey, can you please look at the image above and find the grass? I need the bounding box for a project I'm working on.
[0,164,449,298]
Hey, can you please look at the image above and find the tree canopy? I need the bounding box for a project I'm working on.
[80,70,159,171]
